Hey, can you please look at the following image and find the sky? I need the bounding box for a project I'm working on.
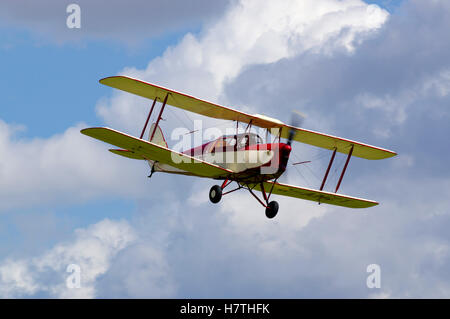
[1,0,450,298]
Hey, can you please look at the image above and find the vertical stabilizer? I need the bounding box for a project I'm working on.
[148,123,168,148]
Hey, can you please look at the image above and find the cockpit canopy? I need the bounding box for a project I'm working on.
[210,132,263,153]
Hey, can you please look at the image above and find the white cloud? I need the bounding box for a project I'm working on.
[217,190,328,254]
[0,120,150,211]
[94,173,450,298]
[353,68,450,134]
[0,259,38,298]
[421,69,450,98]
[97,243,176,298]
[97,0,388,132]
[0,218,135,298]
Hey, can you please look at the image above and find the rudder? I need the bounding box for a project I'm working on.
[148,123,168,148]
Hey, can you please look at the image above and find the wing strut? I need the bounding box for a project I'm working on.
[140,97,158,139]
[335,145,354,193]
[244,119,253,133]
[150,93,169,141]
[320,147,337,191]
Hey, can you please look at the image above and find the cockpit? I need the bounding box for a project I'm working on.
[210,133,263,153]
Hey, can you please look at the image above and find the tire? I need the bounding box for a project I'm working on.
[265,201,279,219]
[209,185,222,204]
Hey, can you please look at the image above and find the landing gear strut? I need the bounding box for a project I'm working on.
[209,179,280,219]
[265,201,279,219]
[246,182,280,219]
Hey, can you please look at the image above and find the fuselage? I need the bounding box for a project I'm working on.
[150,133,292,183]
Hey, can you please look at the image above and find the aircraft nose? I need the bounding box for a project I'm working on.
[280,143,292,154]
[278,143,292,171]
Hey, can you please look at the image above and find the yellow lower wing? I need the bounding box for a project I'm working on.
[81,127,232,178]
[249,181,378,208]
[109,149,145,160]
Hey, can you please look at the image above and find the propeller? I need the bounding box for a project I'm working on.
[286,110,306,146]
[279,110,307,183]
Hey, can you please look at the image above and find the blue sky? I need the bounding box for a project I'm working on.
[0,29,188,137]
[2,0,450,298]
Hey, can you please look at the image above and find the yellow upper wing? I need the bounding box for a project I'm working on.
[81,127,232,179]
[249,181,378,208]
[100,76,397,160]
[99,76,279,127]
[278,125,396,160]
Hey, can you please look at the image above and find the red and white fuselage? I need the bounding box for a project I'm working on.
[149,132,292,183]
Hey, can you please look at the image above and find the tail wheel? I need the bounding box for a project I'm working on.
[209,185,222,204]
[265,201,279,219]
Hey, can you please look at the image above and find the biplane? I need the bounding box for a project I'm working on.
[81,76,397,219]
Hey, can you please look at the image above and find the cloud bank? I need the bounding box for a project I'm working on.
[0,219,135,298]
[1,0,450,298]
[0,0,231,43]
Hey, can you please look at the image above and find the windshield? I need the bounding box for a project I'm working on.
[210,133,263,153]
[236,133,262,148]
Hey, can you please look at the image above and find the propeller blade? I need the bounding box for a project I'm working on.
[281,110,308,183]
[287,110,306,146]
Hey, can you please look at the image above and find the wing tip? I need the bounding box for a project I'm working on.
[99,75,129,86]
[99,76,115,85]
[389,151,398,158]
[80,127,90,135]
[80,126,110,137]
[379,149,398,159]
[359,201,379,208]
[99,76,110,84]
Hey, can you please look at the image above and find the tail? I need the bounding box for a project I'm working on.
[148,123,168,148]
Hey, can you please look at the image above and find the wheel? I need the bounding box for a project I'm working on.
[209,185,222,204]
[265,201,279,219]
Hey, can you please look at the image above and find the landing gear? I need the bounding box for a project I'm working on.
[147,162,156,178]
[208,181,280,219]
[209,185,222,203]
[247,182,280,219]
[265,201,279,219]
